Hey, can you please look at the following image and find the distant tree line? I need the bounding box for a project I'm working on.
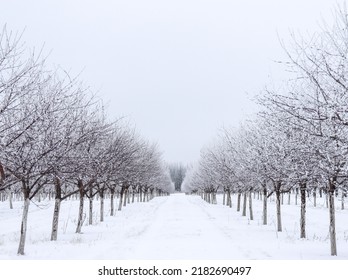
[168,163,186,192]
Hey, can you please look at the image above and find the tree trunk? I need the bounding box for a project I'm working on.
[127,189,131,204]
[213,192,217,204]
[75,179,85,233]
[18,179,31,255]
[328,179,337,256]
[100,188,104,222]
[17,196,30,255]
[223,191,226,205]
[242,192,247,216]
[341,191,344,210]
[288,191,291,205]
[143,190,147,202]
[248,191,253,220]
[132,189,135,203]
[9,191,13,209]
[110,188,115,216]
[0,162,5,187]
[51,177,62,241]
[123,189,128,207]
[89,197,93,225]
[118,187,124,211]
[313,187,317,207]
[295,188,298,205]
[227,189,232,208]
[326,192,329,208]
[139,188,143,202]
[263,186,267,225]
[51,198,61,241]
[275,182,282,232]
[300,182,306,239]
[237,192,241,212]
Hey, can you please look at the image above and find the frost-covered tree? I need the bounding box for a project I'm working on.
[0,26,45,191]
[0,68,71,254]
[49,83,108,240]
[0,25,174,255]
[258,6,348,255]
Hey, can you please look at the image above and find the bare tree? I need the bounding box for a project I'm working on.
[0,26,46,192]
[258,5,348,255]
[0,67,68,254]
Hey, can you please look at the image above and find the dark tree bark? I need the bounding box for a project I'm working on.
[75,179,85,233]
[242,192,247,216]
[275,181,282,232]
[132,186,136,203]
[51,177,62,241]
[123,189,127,207]
[248,191,253,220]
[9,191,13,209]
[328,177,337,256]
[295,188,298,205]
[110,188,115,216]
[118,186,125,211]
[0,162,5,188]
[100,188,104,222]
[300,181,306,239]
[88,187,94,225]
[237,192,241,212]
[227,189,232,208]
[17,180,30,255]
[139,187,143,202]
[262,184,267,225]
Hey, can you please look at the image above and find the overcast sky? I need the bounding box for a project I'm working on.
[0,0,340,164]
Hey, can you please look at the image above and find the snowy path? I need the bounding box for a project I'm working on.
[126,193,238,259]
[1,192,348,259]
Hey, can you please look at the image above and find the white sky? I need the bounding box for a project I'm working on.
[0,0,339,164]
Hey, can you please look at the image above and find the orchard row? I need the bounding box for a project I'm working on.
[183,6,348,256]
[0,26,174,255]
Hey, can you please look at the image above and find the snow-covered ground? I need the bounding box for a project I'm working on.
[0,192,348,259]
